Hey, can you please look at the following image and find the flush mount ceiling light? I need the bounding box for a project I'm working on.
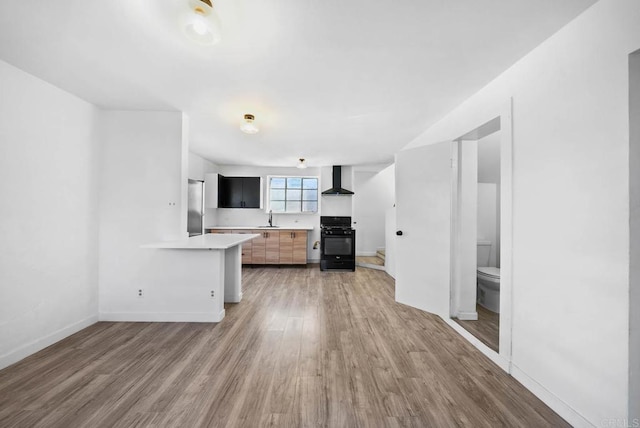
[240,114,259,134]
[297,158,307,169]
[182,0,222,46]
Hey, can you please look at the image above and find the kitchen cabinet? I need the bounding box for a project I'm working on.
[265,231,280,264]
[279,230,308,264]
[218,176,262,208]
[208,229,308,265]
[249,230,279,264]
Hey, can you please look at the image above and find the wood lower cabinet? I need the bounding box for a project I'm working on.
[208,229,307,265]
[280,230,308,264]
[292,231,307,264]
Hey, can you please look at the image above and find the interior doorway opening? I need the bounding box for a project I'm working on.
[449,105,513,363]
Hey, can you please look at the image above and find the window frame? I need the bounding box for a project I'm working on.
[266,175,321,214]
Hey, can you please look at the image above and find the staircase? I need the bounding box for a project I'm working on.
[356,248,386,271]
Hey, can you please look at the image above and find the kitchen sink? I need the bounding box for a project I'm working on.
[257,225,280,228]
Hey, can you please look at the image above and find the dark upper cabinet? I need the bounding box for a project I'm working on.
[218,175,262,208]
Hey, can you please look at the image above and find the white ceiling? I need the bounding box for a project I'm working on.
[0,0,597,167]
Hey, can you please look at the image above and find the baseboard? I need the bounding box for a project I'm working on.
[356,251,377,257]
[0,314,98,370]
[225,291,242,303]
[511,364,594,428]
[455,311,478,321]
[99,310,225,323]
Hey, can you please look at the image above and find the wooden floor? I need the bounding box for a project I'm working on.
[356,256,384,267]
[0,265,568,427]
[454,304,500,352]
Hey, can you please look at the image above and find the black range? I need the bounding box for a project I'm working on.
[320,216,356,271]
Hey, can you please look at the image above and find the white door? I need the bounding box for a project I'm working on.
[395,142,453,317]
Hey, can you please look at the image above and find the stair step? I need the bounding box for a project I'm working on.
[376,249,385,260]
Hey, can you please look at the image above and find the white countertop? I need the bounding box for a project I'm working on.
[205,226,314,231]
[141,233,260,249]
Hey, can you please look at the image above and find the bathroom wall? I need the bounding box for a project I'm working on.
[401,0,639,424]
[477,183,498,267]
[477,132,501,267]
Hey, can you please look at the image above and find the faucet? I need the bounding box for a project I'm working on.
[268,210,273,227]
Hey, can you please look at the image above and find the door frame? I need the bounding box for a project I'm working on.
[447,98,514,371]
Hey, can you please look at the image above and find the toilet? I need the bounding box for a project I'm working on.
[477,240,500,313]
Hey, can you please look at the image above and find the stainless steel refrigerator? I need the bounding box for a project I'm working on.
[188,179,204,237]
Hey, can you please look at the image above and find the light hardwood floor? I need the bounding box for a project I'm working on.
[0,265,568,427]
[454,304,500,352]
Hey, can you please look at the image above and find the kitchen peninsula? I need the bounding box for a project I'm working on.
[138,233,258,323]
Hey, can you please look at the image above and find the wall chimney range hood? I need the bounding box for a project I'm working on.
[322,166,354,195]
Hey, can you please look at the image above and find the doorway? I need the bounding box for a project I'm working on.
[452,124,501,352]
[449,105,513,364]
[352,164,395,271]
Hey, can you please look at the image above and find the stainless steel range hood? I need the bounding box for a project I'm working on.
[321,166,354,195]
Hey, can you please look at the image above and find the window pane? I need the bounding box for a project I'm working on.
[302,201,318,212]
[286,189,302,201]
[271,177,286,188]
[286,200,301,212]
[268,176,318,213]
[302,189,317,201]
[302,178,318,189]
[270,201,285,212]
[287,177,302,189]
[270,189,285,200]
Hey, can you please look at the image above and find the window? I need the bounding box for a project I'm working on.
[268,176,319,213]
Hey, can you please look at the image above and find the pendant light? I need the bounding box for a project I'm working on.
[297,158,307,169]
[182,0,222,46]
[240,114,259,134]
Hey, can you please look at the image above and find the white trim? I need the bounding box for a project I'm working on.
[498,98,514,364]
[99,310,225,323]
[356,251,377,257]
[455,311,478,321]
[511,364,594,428]
[443,317,510,372]
[0,314,98,370]
[448,98,514,364]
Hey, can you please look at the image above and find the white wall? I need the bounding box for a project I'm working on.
[188,151,218,181]
[477,183,498,267]
[0,60,99,369]
[352,164,395,256]
[478,131,501,267]
[629,48,640,422]
[402,0,639,424]
[320,166,353,217]
[212,165,324,262]
[98,110,186,319]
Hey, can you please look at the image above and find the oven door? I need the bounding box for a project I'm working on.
[322,235,354,257]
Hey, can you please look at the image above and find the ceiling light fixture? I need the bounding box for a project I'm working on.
[240,114,259,134]
[297,158,307,169]
[182,0,222,46]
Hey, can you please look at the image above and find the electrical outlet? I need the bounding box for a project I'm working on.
[210,290,215,298]
[138,289,143,298]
